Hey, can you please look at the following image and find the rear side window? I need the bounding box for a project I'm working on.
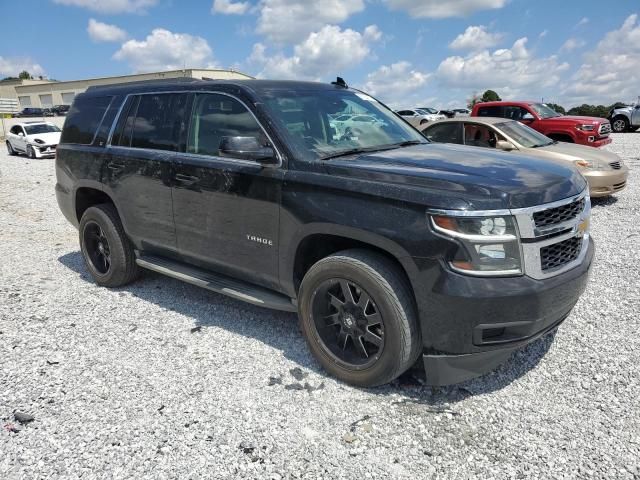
[423,123,463,144]
[60,96,113,145]
[477,106,503,117]
[112,93,188,152]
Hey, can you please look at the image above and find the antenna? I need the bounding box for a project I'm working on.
[331,77,348,88]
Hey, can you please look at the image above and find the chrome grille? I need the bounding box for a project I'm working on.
[533,198,585,228]
[599,123,612,135]
[540,236,582,271]
[609,161,621,169]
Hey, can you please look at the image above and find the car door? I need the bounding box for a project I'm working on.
[422,122,463,144]
[632,105,640,126]
[11,125,27,151]
[172,92,282,290]
[104,92,189,256]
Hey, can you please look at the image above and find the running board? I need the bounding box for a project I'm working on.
[135,254,297,312]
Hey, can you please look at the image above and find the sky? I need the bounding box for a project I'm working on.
[1,0,639,110]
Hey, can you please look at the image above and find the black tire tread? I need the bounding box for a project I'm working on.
[301,249,421,386]
[79,203,140,287]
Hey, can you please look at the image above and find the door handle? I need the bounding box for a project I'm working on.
[107,161,125,171]
[174,173,199,185]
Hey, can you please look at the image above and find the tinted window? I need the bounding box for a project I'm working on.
[423,123,463,144]
[61,96,113,144]
[187,94,267,158]
[130,93,189,151]
[10,126,21,134]
[503,106,531,121]
[477,106,503,117]
[25,124,61,134]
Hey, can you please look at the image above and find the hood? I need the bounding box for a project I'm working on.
[27,132,61,145]
[554,115,608,124]
[324,143,586,210]
[534,141,621,166]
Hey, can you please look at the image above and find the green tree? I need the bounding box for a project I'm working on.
[481,89,501,102]
[18,70,33,80]
[546,103,566,114]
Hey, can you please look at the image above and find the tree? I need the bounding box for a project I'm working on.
[18,70,33,80]
[566,103,623,118]
[481,89,501,102]
[546,103,566,114]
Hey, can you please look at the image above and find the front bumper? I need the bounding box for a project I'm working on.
[420,236,594,386]
[583,166,629,197]
[588,136,612,148]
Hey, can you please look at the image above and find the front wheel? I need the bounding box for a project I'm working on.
[612,116,629,133]
[79,204,140,287]
[26,146,35,159]
[298,250,421,387]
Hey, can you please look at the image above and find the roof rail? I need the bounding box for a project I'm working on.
[86,76,204,91]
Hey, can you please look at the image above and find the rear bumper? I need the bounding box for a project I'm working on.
[419,237,594,386]
[584,166,629,197]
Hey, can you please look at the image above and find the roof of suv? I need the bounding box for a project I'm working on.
[84,79,345,97]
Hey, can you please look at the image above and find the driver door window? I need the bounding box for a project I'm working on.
[187,94,268,159]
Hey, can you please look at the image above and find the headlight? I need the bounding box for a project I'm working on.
[33,138,45,144]
[431,214,522,276]
[574,159,601,170]
[576,124,595,131]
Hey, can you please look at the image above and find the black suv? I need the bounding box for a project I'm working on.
[13,107,45,118]
[56,79,594,386]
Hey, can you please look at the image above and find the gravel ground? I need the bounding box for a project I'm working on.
[1,134,639,479]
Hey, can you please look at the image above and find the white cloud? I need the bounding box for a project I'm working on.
[539,30,548,38]
[250,24,380,79]
[0,57,46,78]
[384,0,507,18]
[53,0,157,14]
[449,25,503,51]
[575,17,589,28]
[212,0,250,15]
[256,0,365,43]
[87,18,127,42]
[361,61,430,107]
[564,14,640,104]
[559,37,586,53]
[437,37,569,97]
[113,28,216,72]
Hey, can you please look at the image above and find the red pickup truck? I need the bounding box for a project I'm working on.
[471,101,612,148]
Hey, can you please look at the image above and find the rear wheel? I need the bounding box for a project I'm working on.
[79,204,140,287]
[6,141,15,156]
[298,249,421,387]
[612,116,629,133]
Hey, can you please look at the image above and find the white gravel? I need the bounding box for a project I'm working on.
[1,134,639,479]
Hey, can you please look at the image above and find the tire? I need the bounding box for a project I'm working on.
[79,203,140,287]
[298,249,421,387]
[26,146,35,159]
[6,141,15,156]
[612,116,629,133]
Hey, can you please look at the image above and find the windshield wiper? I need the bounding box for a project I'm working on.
[320,140,426,161]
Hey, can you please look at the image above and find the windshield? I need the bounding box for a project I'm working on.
[418,107,438,114]
[25,124,61,135]
[496,121,554,148]
[530,103,562,119]
[262,89,426,161]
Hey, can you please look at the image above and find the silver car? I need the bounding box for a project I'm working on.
[396,108,446,128]
[422,117,629,197]
[608,101,640,132]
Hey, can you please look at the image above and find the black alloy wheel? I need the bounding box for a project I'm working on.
[311,278,384,369]
[82,221,112,275]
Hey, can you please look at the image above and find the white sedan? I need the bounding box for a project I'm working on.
[396,108,446,128]
[6,121,61,158]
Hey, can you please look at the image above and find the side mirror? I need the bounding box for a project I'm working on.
[496,140,516,151]
[219,136,277,165]
[521,114,534,122]
[18,132,24,137]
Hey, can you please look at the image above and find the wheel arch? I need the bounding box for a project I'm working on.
[286,224,420,300]
[74,185,117,223]
[547,132,575,143]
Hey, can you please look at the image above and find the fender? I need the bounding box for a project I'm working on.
[280,222,422,298]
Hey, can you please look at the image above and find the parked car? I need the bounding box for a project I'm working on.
[396,108,446,127]
[422,117,628,197]
[453,108,470,116]
[332,114,386,138]
[471,101,612,148]
[5,121,61,158]
[51,104,71,116]
[438,109,455,118]
[608,102,640,132]
[56,79,593,387]
[12,107,45,118]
